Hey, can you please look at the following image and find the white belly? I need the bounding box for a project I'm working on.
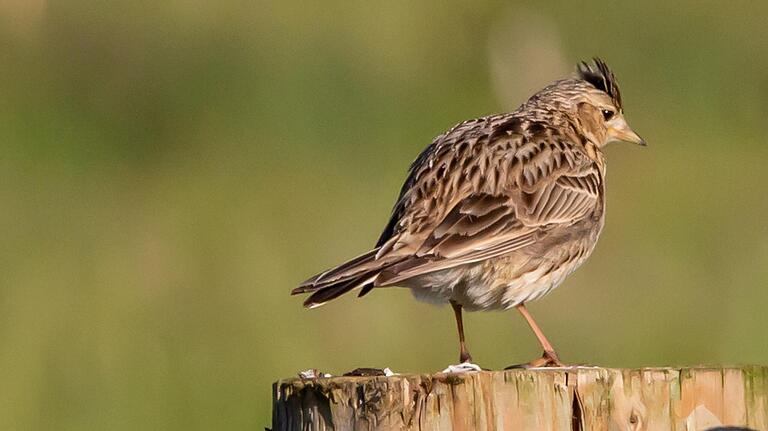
[402,247,593,311]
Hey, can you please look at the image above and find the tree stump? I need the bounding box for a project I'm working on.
[272,366,767,430]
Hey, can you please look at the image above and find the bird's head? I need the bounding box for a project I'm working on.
[525,58,645,148]
[572,58,645,148]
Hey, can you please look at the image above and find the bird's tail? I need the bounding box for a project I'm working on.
[291,248,400,308]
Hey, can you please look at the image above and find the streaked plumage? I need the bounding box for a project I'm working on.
[293,58,644,366]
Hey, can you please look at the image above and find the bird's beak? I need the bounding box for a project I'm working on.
[607,115,646,146]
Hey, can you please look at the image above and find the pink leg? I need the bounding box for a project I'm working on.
[451,300,473,363]
[516,304,563,367]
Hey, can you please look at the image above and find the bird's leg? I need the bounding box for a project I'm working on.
[442,300,482,373]
[515,303,564,367]
[450,300,473,363]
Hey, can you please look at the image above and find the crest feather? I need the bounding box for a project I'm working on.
[577,58,622,110]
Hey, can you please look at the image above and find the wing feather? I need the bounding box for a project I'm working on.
[295,112,605,305]
[373,136,603,286]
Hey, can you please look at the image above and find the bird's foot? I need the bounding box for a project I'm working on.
[504,350,566,369]
[442,362,483,373]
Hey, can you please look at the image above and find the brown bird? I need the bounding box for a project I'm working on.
[293,58,645,368]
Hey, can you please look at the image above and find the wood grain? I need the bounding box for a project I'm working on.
[272,366,767,431]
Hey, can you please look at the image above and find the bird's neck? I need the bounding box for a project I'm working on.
[584,141,607,171]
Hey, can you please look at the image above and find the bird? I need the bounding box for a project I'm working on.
[292,58,645,368]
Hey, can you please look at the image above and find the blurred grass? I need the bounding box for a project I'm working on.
[1,0,767,429]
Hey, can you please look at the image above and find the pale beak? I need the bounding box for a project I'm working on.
[607,115,646,146]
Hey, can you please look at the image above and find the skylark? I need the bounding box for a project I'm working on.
[293,58,644,368]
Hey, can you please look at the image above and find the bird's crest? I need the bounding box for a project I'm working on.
[577,58,622,110]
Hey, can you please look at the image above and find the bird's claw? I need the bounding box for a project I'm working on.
[504,351,565,369]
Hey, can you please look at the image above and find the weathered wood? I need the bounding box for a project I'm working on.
[272,366,768,431]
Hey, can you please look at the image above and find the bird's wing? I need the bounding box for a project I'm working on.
[374,117,603,286]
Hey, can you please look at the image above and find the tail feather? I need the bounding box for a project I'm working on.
[303,274,377,308]
[293,248,402,308]
[357,283,375,297]
[293,249,379,293]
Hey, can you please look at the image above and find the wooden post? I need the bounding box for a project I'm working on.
[272,366,768,430]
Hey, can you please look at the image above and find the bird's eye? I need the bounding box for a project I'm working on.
[601,109,615,121]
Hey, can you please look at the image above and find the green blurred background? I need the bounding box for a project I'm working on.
[1,0,767,428]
